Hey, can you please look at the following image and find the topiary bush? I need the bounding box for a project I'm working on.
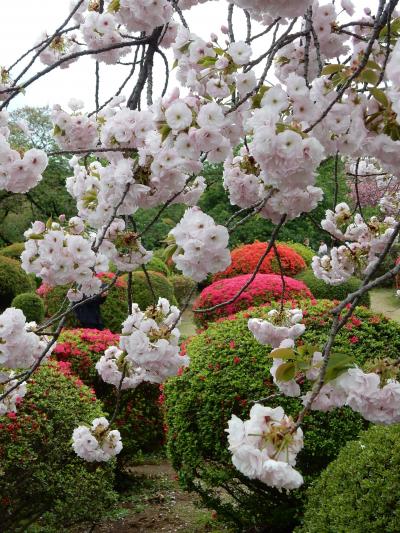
[170,274,197,307]
[0,256,35,312]
[138,256,170,276]
[192,274,314,327]
[54,328,164,460]
[0,242,25,260]
[165,300,400,532]
[11,292,45,323]
[212,241,306,282]
[42,271,177,332]
[296,268,370,307]
[299,423,400,533]
[0,360,117,532]
[280,241,315,266]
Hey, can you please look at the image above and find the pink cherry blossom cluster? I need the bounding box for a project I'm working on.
[169,206,231,281]
[248,308,305,348]
[303,366,400,425]
[226,404,304,491]
[72,416,122,462]
[81,12,130,65]
[38,32,80,69]
[97,297,188,386]
[52,101,97,150]
[21,219,109,298]
[0,111,48,193]
[0,308,49,369]
[312,203,397,285]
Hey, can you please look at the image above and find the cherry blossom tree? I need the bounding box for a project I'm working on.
[1,0,400,492]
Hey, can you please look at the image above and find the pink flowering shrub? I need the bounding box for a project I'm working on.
[193,273,314,327]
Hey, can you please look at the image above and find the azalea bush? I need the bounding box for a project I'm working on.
[193,273,314,327]
[212,242,306,282]
[0,360,117,531]
[165,300,400,531]
[299,423,400,533]
[54,328,164,459]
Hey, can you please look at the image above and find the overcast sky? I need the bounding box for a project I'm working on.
[0,0,379,111]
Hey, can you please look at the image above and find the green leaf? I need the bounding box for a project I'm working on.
[365,60,382,71]
[325,353,354,383]
[370,87,389,108]
[107,0,120,12]
[359,69,379,86]
[275,362,296,382]
[197,56,217,67]
[268,347,295,359]
[160,124,171,142]
[321,64,344,75]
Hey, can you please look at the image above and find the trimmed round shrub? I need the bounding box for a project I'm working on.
[54,328,164,460]
[0,242,25,260]
[138,256,170,276]
[192,273,314,327]
[280,241,315,266]
[213,241,306,282]
[165,300,400,532]
[299,423,400,533]
[170,274,197,307]
[42,271,177,332]
[296,268,370,307]
[0,360,117,531]
[0,256,35,312]
[11,292,45,323]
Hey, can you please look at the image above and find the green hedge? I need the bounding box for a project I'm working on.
[299,423,400,533]
[54,328,164,461]
[0,256,35,312]
[0,242,25,260]
[296,268,370,307]
[169,274,197,307]
[138,256,170,276]
[281,242,315,266]
[43,271,177,332]
[0,361,117,532]
[11,292,45,323]
[165,300,400,531]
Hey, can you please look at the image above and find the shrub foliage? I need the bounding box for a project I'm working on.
[11,292,45,323]
[165,300,400,531]
[299,423,400,533]
[0,361,116,531]
[296,268,370,307]
[0,256,35,312]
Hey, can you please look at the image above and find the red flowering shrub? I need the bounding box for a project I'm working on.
[0,361,116,531]
[53,328,164,460]
[212,241,306,282]
[192,273,314,327]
